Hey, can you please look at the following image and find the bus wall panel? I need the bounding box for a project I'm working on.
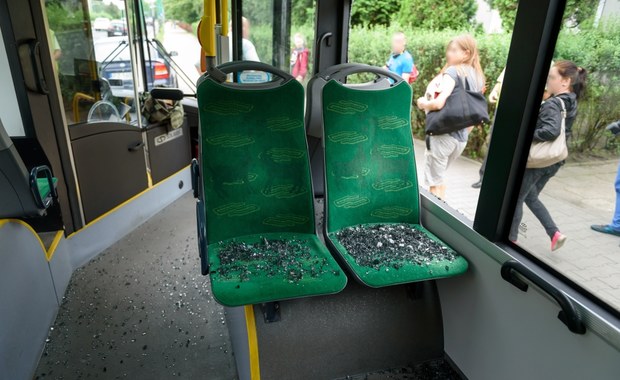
[68,167,191,270]
[422,204,620,380]
[0,221,58,380]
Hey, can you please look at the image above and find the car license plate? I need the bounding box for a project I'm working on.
[110,72,133,81]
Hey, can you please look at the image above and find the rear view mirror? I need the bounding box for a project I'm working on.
[169,51,178,57]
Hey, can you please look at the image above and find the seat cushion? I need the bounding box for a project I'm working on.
[208,233,347,306]
[327,223,468,288]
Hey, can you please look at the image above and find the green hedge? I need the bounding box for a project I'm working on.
[348,24,620,158]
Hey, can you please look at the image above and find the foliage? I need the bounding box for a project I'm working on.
[348,22,620,158]
[46,2,85,32]
[351,0,400,27]
[348,25,509,157]
[162,0,202,24]
[554,22,620,153]
[398,0,478,30]
[486,0,600,31]
[292,0,315,27]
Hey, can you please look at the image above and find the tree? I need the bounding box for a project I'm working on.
[292,0,315,27]
[351,0,401,27]
[486,0,600,31]
[398,0,478,30]
[162,0,202,24]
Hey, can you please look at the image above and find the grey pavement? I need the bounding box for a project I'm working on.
[413,139,620,311]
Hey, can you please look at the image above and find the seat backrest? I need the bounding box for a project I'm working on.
[0,119,42,218]
[306,64,394,196]
[197,61,316,243]
[321,64,419,234]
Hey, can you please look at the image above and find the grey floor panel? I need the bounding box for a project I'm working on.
[34,192,237,379]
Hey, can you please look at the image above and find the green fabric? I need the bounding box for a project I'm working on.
[322,80,468,287]
[328,224,468,287]
[36,177,57,201]
[208,233,346,307]
[196,76,346,305]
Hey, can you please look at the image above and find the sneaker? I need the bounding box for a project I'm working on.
[471,180,482,189]
[551,232,567,251]
[591,224,620,237]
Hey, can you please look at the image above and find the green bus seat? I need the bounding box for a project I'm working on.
[318,64,468,288]
[195,61,347,307]
[0,119,57,219]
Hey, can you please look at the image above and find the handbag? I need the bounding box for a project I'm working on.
[425,74,489,135]
[526,98,568,168]
[141,92,184,130]
[408,65,419,83]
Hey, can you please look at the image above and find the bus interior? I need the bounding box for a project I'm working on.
[1,0,620,379]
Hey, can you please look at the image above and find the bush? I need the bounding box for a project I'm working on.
[349,25,510,158]
[348,23,620,159]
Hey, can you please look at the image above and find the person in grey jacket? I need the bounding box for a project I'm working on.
[509,61,587,251]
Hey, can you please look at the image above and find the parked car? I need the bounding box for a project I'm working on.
[93,36,177,92]
[107,20,127,37]
[93,17,111,31]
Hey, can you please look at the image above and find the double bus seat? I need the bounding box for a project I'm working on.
[318,63,468,288]
[194,61,347,307]
[0,119,57,219]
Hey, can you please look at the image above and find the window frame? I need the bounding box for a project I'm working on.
[473,0,620,323]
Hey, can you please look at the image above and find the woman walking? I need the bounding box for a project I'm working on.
[416,35,485,199]
[510,61,587,251]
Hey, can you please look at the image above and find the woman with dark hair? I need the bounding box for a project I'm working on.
[510,60,587,251]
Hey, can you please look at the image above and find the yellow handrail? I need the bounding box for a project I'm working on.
[221,0,229,37]
[199,0,216,58]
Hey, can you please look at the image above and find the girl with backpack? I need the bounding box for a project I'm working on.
[510,60,587,251]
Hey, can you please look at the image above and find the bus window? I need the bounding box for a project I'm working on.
[347,0,515,221]
[143,0,199,94]
[509,2,620,312]
[45,0,141,125]
[0,26,25,137]
[236,0,316,84]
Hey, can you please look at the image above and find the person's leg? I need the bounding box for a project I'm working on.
[473,124,494,188]
[523,166,560,239]
[524,164,567,250]
[509,169,538,241]
[438,138,466,198]
[612,161,620,230]
[424,135,453,199]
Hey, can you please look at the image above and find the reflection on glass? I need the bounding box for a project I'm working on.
[45,0,138,125]
[513,4,620,312]
[348,2,516,220]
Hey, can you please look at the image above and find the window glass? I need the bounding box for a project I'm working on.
[240,0,315,84]
[0,26,25,137]
[348,0,516,220]
[510,2,620,311]
[148,0,199,94]
[45,0,141,125]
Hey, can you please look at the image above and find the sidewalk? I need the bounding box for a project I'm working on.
[412,139,620,310]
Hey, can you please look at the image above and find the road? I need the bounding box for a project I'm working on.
[161,22,202,94]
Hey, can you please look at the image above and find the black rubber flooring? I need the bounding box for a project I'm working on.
[34,192,237,379]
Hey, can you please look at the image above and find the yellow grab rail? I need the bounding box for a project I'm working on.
[199,0,216,58]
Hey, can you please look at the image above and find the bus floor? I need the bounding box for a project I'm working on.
[34,192,238,379]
